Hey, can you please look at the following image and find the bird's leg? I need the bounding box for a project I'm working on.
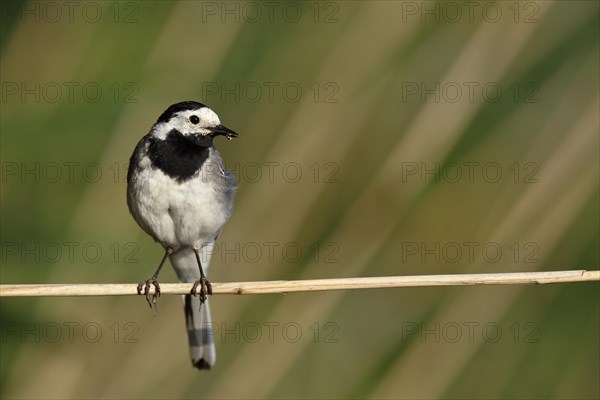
[190,248,212,305]
[138,248,172,310]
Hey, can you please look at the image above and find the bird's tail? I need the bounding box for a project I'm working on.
[170,245,216,370]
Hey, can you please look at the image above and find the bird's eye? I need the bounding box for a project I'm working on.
[189,115,200,124]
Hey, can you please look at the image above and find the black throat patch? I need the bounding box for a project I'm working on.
[148,129,212,182]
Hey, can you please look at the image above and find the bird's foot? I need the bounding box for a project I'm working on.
[191,277,212,304]
[137,277,161,310]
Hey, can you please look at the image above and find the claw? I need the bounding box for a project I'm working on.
[137,278,160,311]
[191,277,212,305]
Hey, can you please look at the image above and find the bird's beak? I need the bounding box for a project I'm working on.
[209,124,238,141]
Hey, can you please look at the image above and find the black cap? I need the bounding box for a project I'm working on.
[156,101,207,124]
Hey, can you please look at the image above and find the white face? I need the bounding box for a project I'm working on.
[160,107,221,137]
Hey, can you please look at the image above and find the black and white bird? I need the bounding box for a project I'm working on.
[127,101,238,370]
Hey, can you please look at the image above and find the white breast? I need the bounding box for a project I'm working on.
[128,149,233,249]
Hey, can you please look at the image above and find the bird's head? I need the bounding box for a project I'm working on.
[154,101,238,145]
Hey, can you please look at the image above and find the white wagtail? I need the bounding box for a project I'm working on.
[127,101,238,370]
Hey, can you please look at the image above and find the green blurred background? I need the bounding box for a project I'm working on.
[1,1,598,399]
